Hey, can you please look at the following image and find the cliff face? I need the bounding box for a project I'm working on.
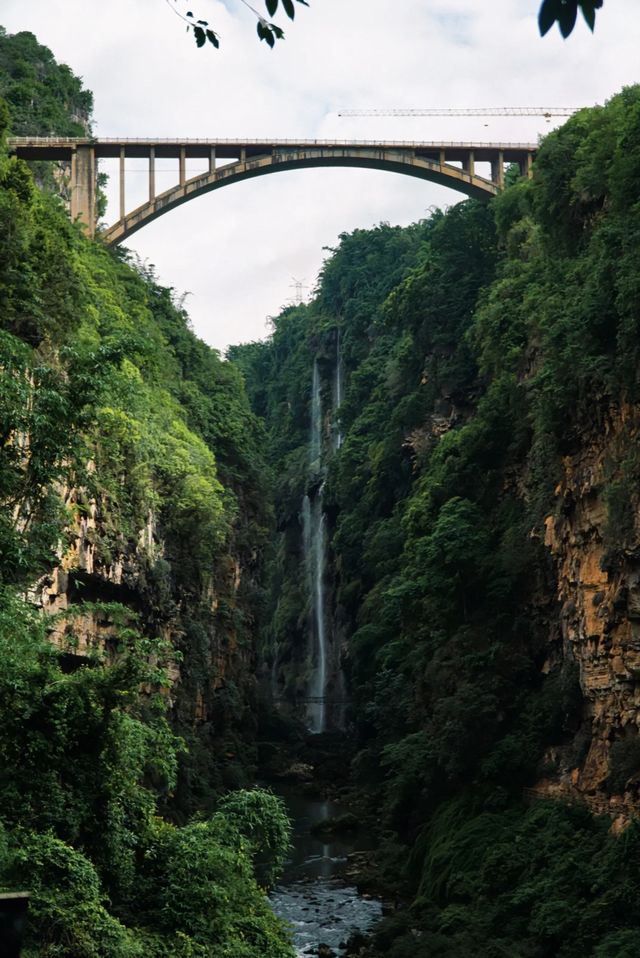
[541,405,640,818]
[26,470,263,799]
[0,23,269,811]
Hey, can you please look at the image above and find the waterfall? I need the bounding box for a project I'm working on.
[304,361,328,734]
[302,351,347,734]
[309,495,327,733]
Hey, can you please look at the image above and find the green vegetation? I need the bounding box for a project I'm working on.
[0,28,291,956]
[373,800,640,958]
[0,27,92,135]
[233,86,640,955]
[0,594,291,957]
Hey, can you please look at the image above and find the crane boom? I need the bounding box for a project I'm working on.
[338,107,580,118]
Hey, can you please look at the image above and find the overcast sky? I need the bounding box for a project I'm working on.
[2,1,640,353]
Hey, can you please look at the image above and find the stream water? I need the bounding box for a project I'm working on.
[270,785,382,957]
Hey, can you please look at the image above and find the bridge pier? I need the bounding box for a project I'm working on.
[525,152,533,179]
[70,145,96,238]
[149,147,156,203]
[491,150,505,188]
[119,146,126,222]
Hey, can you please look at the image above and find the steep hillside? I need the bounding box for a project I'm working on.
[0,28,292,958]
[234,87,640,957]
[0,27,92,135]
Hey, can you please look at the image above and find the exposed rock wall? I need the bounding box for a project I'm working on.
[541,404,640,821]
[29,481,258,772]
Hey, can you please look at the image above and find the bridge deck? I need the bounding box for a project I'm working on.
[9,136,537,163]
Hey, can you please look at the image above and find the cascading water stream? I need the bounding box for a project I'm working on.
[304,361,329,733]
[309,496,327,733]
[302,351,348,733]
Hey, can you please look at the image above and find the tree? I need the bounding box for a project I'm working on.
[168,0,309,50]
[538,0,604,37]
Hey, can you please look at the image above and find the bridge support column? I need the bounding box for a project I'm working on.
[119,146,126,222]
[525,152,533,179]
[462,150,475,177]
[491,150,505,189]
[179,147,186,190]
[149,147,156,203]
[70,145,96,238]
[209,147,216,173]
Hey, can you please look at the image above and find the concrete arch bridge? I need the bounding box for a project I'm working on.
[9,136,537,245]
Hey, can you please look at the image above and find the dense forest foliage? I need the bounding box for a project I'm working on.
[233,86,640,957]
[0,27,92,135]
[0,30,293,958]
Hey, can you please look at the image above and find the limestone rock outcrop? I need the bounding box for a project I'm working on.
[541,404,640,820]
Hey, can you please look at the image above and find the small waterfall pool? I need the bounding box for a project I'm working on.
[270,784,382,956]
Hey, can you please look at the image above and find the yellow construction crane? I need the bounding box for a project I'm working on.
[337,107,580,119]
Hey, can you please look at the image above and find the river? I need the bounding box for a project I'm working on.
[270,784,382,957]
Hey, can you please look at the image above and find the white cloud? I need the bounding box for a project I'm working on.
[2,0,639,351]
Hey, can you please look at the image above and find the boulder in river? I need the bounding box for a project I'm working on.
[276,762,315,782]
[343,931,369,955]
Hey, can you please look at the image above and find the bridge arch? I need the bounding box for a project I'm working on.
[103,147,502,245]
[8,137,536,245]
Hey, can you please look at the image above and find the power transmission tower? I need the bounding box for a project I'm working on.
[289,277,309,306]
